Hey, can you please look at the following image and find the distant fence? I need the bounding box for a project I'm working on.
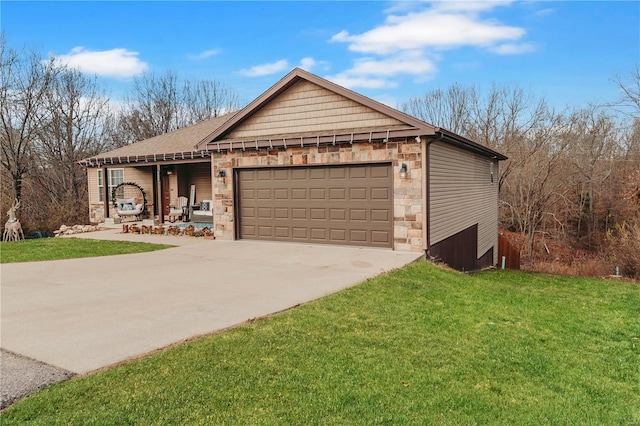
[498,234,520,270]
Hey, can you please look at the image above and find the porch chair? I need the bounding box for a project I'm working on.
[191,200,213,223]
[168,196,188,222]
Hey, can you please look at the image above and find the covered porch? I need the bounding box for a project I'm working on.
[86,159,214,226]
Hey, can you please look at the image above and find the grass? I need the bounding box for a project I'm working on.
[1,262,639,425]
[0,238,174,263]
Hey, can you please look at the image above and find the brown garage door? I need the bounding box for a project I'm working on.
[237,163,393,248]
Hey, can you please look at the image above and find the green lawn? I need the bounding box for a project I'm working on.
[2,262,638,425]
[0,238,174,263]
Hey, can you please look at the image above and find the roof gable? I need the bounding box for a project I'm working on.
[196,68,435,148]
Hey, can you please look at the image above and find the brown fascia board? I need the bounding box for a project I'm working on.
[194,68,436,149]
[432,127,508,161]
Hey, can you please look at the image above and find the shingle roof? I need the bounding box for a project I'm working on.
[80,114,233,165]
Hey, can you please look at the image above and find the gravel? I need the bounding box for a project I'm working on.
[0,349,74,410]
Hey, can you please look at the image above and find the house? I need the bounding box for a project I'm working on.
[81,68,507,271]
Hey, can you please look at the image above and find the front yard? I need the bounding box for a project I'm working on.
[1,262,638,424]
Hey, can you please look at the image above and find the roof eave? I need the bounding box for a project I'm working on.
[432,128,508,161]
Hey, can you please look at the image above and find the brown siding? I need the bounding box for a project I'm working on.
[429,141,499,265]
[226,80,408,139]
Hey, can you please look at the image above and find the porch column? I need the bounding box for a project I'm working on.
[103,166,110,219]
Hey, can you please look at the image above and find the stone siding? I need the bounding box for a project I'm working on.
[211,139,424,252]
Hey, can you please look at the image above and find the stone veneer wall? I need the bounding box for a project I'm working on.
[211,138,424,252]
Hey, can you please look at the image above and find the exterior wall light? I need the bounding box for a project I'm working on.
[399,163,408,179]
[217,169,226,182]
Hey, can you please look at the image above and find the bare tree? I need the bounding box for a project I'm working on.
[402,83,474,134]
[613,65,640,115]
[113,71,243,145]
[32,67,111,224]
[0,37,57,200]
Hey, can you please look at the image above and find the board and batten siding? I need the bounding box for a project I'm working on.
[177,163,212,204]
[226,80,409,140]
[429,141,499,264]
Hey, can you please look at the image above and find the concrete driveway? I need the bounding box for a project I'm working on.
[1,232,421,375]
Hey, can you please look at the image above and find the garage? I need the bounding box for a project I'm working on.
[236,163,393,248]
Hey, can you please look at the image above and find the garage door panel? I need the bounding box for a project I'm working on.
[292,208,307,219]
[310,228,328,241]
[257,169,271,180]
[310,188,326,200]
[371,188,389,200]
[310,208,326,220]
[349,167,367,179]
[241,189,255,200]
[275,227,289,238]
[330,209,346,220]
[371,166,390,178]
[292,227,308,239]
[274,188,288,199]
[257,207,272,219]
[371,209,389,222]
[291,169,307,180]
[309,168,326,179]
[242,225,256,237]
[350,188,367,200]
[350,209,367,221]
[291,188,307,199]
[329,168,346,179]
[242,207,256,219]
[329,188,346,200]
[273,169,289,180]
[330,229,347,241]
[274,208,289,219]
[238,164,392,248]
[258,226,272,237]
[350,229,368,243]
[372,230,391,244]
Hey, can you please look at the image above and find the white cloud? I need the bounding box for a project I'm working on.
[489,42,536,55]
[190,49,221,60]
[328,1,534,91]
[299,57,317,71]
[347,52,437,77]
[239,59,290,77]
[331,8,525,55]
[535,8,555,17]
[325,73,396,89]
[52,47,147,78]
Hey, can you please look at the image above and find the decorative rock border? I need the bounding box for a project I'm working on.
[54,224,102,236]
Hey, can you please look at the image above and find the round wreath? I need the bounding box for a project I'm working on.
[111,182,148,212]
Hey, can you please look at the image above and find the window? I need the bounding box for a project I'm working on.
[97,169,124,202]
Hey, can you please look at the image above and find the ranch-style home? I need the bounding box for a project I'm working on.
[81,68,506,271]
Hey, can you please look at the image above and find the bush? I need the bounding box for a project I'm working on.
[606,221,640,280]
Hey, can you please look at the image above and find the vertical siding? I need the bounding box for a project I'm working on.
[226,80,407,139]
[88,168,99,204]
[176,162,212,204]
[429,141,498,262]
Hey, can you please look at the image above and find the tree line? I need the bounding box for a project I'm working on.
[403,70,639,277]
[2,36,638,277]
[0,36,242,230]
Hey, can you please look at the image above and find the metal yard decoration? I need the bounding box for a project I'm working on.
[3,199,25,242]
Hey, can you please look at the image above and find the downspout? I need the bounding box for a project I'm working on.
[425,131,446,259]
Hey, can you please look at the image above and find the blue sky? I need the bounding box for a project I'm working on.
[2,1,639,111]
